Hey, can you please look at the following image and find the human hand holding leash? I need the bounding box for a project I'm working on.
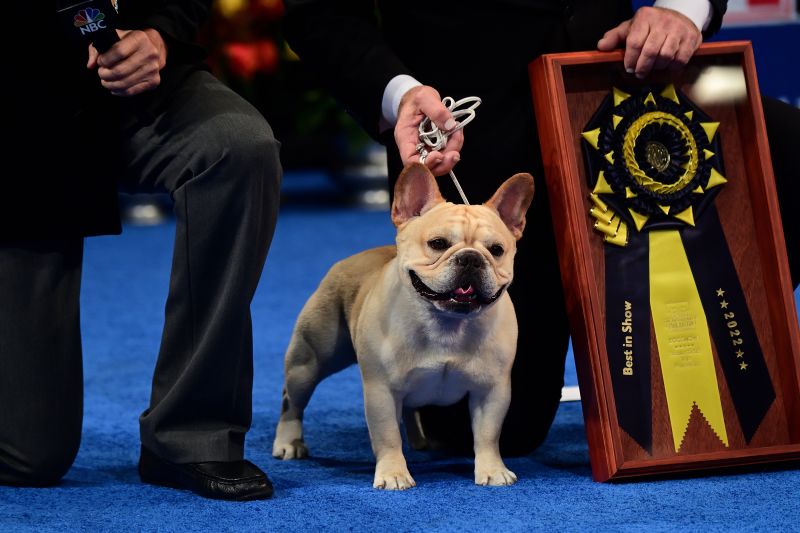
[597,6,702,79]
[416,95,481,205]
[87,29,167,96]
[395,85,464,176]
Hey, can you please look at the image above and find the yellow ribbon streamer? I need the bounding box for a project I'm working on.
[649,230,729,451]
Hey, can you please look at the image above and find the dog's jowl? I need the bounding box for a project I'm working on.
[273,163,534,490]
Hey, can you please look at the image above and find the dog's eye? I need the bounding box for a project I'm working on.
[489,244,505,257]
[427,238,450,251]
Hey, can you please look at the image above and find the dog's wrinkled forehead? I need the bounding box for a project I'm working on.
[410,203,514,243]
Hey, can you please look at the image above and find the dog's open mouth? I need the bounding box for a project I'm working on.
[409,270,505,306]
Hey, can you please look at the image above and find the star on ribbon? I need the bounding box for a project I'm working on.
[740,362,748,371]
[736,349,745,358]
[720,300,729,309]
[716,288,725,297]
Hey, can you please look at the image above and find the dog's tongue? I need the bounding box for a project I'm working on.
[453,286,474,301]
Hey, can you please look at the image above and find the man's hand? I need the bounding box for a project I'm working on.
[395,85,464,177]
[597,7,702,79]
[87,29,168,97]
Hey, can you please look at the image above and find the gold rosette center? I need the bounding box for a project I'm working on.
[623,111,699,195]
[645,141,671,172]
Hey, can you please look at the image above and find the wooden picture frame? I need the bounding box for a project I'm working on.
[529,42,800,481]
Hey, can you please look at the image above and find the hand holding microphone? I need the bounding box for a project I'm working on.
[59,0,167,97]
[87,29,167,97]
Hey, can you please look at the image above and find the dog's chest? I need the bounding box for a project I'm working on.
[398,358,477,407]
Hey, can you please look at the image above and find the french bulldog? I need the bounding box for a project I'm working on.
[272,163,534,490]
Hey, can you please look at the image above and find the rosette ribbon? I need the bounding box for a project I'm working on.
[581,85,775,453]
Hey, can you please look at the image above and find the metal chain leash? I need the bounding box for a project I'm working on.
[416,96,482,205]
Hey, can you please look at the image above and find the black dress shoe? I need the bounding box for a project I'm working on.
[138,446,273,501]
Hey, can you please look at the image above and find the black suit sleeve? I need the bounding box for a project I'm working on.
[116,0,211,64]
[705,0,728,37]
[283,0,412,138]
[140,0,212,44]
[116,0,211,69]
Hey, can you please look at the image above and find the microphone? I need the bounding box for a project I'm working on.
[58,0,120,53]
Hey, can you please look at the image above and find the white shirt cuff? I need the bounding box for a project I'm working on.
[381,74,422,128]
[654,0,713,31]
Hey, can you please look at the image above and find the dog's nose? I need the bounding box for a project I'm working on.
[455,250,484,270]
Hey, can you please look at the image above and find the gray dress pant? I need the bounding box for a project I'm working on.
[0,70,281,485]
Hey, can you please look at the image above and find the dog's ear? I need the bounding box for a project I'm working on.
[484,173,535,240]
[391,163,445,227]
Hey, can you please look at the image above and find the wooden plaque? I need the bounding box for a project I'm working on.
[530,42,800,481]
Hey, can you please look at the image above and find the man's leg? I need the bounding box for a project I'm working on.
[763,97,799,288]
[0,239,84,486]
[119,71,280,497]
[498,203,570,456]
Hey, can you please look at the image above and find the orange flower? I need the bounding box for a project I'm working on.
[223,40,280,79]
[223,42,259,79]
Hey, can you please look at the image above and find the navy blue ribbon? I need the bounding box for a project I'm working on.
[582,86,775,452]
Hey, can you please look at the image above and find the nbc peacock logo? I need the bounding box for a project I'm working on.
[73,7,108,34]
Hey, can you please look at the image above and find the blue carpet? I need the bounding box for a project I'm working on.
[1,204,799,532]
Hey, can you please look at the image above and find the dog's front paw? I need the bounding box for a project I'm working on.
[373,462,416,490]
[373,472,416,490]
[474,464,517,486]
[272,438,309,460]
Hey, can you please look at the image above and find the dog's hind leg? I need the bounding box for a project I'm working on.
[272,292,355,460]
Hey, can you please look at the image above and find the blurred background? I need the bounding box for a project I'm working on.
[121,0,800,223]
[196,0,393,209]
